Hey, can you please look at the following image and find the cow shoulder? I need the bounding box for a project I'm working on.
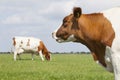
[102,7,120,47]
[77,13,115,47]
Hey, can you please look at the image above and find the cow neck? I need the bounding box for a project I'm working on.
[74,30,107,67]
[77,39,106,67]
[39,41,49,55]
[87,41,106,67]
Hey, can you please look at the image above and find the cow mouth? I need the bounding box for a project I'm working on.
[56,38,65,43]
[52,32,65,43]
[55,34,69,43]
[52,32,76,43]
[56,35,77,43]
[52,32,58,40]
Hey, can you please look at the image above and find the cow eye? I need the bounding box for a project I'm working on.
[63,23,67,28]
[63,20,67,23]
[63,20,71,28]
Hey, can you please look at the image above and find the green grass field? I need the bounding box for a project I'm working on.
[0,53,113,80]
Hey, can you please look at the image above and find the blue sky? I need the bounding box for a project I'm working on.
[0,0,120,52]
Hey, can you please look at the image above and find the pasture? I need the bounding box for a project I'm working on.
[0,53,113,80]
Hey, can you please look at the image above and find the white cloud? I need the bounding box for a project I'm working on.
[1,15,22,24]
[1,12,46,24]
[75,0,120,13]
[0,0,120,52]
[0,0,77,25]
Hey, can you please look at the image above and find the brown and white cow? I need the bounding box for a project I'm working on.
[13,36,51,61]
[52,7,120,80]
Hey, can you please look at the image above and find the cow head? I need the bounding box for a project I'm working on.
[52,7,115,47]
[45,52,51,61]
[52,7,82,43]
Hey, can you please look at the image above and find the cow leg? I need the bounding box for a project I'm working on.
[105,46,113,72]
[14,48,24,61]
[17,54,21,60]
[31,53,34,60]
[105,46,120,80]
[39,50,44,61]
[111,52,120,80]
[91,52,99,64]
[14,51,17,61]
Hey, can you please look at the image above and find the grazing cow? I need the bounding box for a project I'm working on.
[52,7,120,80]
[13,36,51,61]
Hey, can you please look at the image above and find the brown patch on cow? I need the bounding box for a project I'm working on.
[76,13,115,67]
[38,41,50,60]
[78,13,115,46]
[26,39,30,46]
[87,41,106,67]
[101,18,115,47]
[80,14,114,44]
[75,10,115,67]
[13,37,16,46]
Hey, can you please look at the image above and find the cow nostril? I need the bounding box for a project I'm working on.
[52,32,58,39]
[56,39,59,41]
[52,32,53,37]
[52,32,54,36]
[52,32,55,38]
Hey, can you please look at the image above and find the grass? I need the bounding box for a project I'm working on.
[0,53,113,80]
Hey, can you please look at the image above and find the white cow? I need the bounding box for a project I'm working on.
[13,36,51,61]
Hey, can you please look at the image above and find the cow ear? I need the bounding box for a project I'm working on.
[73,7,82,18]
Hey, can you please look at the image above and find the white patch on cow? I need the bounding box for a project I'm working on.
[52,30,58,40]
[103,7,120,80]
[95,60,105,68]
[111,51,120,80]
[17,48,24,54]
[66,34,76,42]
[95,60,99,64]
[105,46,113,72]
[111,38,120,80]
[39,50,44,61]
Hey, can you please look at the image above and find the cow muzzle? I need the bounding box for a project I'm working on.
[52,32,76,43]
[52,32,62,43]
[52,32,58,40]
